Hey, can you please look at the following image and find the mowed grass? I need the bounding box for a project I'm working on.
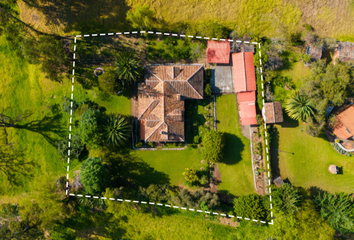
[135,147,205,187]
[272,118,354,194]
[19,0,354,40]
[0,36,71,196]
[216,95,256,196]
[273,61,311,105]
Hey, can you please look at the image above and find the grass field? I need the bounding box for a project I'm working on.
[18,0,354,40]
[271,116,354,194]
[0,35,70,196]
[216,95,256,196]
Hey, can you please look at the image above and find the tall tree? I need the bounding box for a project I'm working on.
[314,192,354,233]
[269,200,335,240]
[115,52,140,85]
[273,183,302,214]
[100,114,130,147]
[301,60,354,121]
[285,91,315,122]
[80,157,111,194]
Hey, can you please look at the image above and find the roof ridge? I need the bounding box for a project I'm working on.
[242,52,247,91]
[138,99,159,120]
[186,65,203,99]
[145,121,165,141]
[146,66,163,82]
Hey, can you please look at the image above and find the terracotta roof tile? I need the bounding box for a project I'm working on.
[207,40,230,63]
[263,102,284,124]
[138,64,204,142]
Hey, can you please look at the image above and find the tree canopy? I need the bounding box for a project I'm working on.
[80,157,111,194]
[232,194,269,221]
[115,52,140,84]
[126,4,155,30]
[285,91,315,122]
[273,183,302,214]
[314,192,354,233]
[301,60,354,121]
[201,131,225,163]
[100,114,130,147]
[79,108,102,148]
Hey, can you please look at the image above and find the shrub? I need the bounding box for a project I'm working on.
[57,134,84,159]
[205,84,212,96]
[148,142,155,148]
[193,135,200,144]
[303,23,313,31]
[182,167,199,184]
[346,152,352,157]
[233,194,269,221]
[201,131,225,163]
[62,96,79,113]
[79,108,102,148]
[200,175,208,185]
[135,142,143,148]
[335,139,340,143]
[80,157,110,194]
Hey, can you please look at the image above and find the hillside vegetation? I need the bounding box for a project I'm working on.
[18,0,354,40]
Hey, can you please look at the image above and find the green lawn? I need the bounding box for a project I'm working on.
[216,95,256,196]
[271,116,354,194]
[136,147,205,187]
[0,35,70,196]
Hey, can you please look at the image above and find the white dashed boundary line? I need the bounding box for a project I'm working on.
[66,31,274,225]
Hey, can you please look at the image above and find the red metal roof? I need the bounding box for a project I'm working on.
[207,40,230,64]
[232,52,256,93]
[238,91,256,103]
[238,91,257,125]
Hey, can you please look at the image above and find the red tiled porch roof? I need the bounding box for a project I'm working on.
[207,40,230,64]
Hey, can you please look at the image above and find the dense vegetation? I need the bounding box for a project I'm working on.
[1,0,354,239]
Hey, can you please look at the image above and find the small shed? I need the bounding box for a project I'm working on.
[334,42,354,62]
[262,102,284,124]
[207,40,231,64]
[328,165,338,174]
[273,176,284,188]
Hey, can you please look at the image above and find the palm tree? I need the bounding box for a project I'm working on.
[101,114,130,146]
[115,52,139,84]
[285,91,315,122]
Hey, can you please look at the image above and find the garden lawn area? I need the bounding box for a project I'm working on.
[0,36,70,197]
[135,147,205,187]
[273,61,311,105]
[216,95,256,196]
[271,117,354,194]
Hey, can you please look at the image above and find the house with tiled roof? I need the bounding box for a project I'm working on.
[333,106,354,140]
[334,42,354,62]
[137,64,204,142]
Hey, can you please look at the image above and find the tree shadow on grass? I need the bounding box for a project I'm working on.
[23,0,130,34]
[104,150,170,189]
[62,205,126,239]
[270,127,280,178]
[18,112,66,147]
[219,133,244,165]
